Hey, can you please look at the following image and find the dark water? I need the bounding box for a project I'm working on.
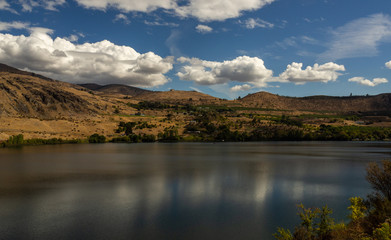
[0,142,390,240]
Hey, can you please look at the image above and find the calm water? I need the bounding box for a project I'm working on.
[0,142,390,240]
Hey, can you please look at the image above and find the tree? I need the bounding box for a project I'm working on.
[348,197,366,222]
[367,160,391,200]
[6,134,24,146]
[365,160,391,233]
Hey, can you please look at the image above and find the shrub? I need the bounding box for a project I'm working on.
[88,134,106,143]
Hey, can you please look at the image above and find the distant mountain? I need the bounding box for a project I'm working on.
[239,91,391,113]
[134,89,222,105]
[79,83,151,97]
[79,83,221,104]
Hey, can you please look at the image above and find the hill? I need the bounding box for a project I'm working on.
[79,83,221,104]
[239,91,391,113]
[0,72,109,119]
[134,89,222,105]
[79,83,151,97]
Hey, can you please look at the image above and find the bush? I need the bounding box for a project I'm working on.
[88,134,106,143]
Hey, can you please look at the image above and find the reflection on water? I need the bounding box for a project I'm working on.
[0,142,390,239]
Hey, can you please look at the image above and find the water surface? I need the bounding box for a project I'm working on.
[0,142,390,239]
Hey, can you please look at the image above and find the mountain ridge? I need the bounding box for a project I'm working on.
[1,62,391,114]
[79,83,152,97]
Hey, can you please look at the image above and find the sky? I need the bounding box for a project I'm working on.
[0,0,391,99]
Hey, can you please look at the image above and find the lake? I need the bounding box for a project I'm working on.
[0,142,390,239]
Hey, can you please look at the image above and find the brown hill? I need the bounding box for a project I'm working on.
[240,91,391,113]
[80,83,151,97]
[0,66,115,119]
[135,89,222,105]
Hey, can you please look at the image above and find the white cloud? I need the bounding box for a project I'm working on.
[231,84,252,92]
[0,21,30,31]
[348,77,388,87]
[18,0,65,11]
[64,34,79,42]
[75,0,176,13]
[242,18,273,29]
[177,56,273,87]
[144,20,178,27]
[319,13,391,61]
[386,60,391,69]
[72,0,275,22]
[279,62,345,84]
[44,0,65,10]
[114,13,131,24]
[4,0,276,21]
[0,0,17,12]
[0,0,9,9]
[176,0,275,22]
[165,30,182,56]
[195,24,212,33]
[189,86,202,92]
[0,28,173,87]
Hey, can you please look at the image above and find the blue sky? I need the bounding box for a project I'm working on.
[0,0,391,99]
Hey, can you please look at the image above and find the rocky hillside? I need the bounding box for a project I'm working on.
[240,91,391,113]
[0,65,114,119]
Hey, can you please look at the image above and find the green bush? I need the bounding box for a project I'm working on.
[88,134,106,143]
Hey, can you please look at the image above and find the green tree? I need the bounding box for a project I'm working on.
[317,206,334,239]
[274,228,293,240]
[348,197,366,222]
[6,134,24,146]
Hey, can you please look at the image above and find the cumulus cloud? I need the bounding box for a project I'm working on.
[348,77,388,87]
[242,18,273,29]
[279,62,345,84]
[0,28,173,87]
[177,56,273,87]
[386,60,391,69]
[231,84,252,92]
[195,24,212,33]
[319,13,391,61]
[114,13,131,24]
[0,21,30,31]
